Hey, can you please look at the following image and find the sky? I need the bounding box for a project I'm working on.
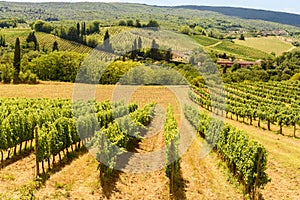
[3,0,300,14]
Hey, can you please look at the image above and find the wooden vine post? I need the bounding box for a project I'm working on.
[253,148,263,200]
[34,126,39,177]
[99,132,104,179]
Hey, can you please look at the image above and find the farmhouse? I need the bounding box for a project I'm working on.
[217,60,261,67]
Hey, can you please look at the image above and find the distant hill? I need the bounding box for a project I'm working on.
[175,6,300,28]
[0,1,299,32]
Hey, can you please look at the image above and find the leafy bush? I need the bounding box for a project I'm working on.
[19,70,39,84]
[0,64,14,83]
[24,51,86,82]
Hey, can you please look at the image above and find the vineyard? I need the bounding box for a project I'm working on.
[0,83,299,199]
[189,80,300,137]
[184,104,269,197]
[0,97,159,174]
[0,28,93,54]
[210,40,271,61]
[0,92,271,199]
[1,0,300,198]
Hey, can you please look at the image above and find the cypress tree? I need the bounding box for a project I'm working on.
[33,33,39,51]
[77,23,80,39]
[138,36,142,49]
[165,48,172,62]
[81,22,86,35]
[150,39,159,60]
[103,30,113,53]
[52,41,59,51]
[13,37,21,83]
[239,34,245,40]
[131,39,137,60]
[0,35,6,47]
[135,19,141,28]
[26,32,39,51]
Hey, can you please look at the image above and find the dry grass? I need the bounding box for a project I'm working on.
[0,82,180,111]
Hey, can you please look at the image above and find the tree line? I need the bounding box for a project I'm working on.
[32,19,159,48]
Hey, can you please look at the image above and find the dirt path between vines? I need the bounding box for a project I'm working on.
[0,153,36,199]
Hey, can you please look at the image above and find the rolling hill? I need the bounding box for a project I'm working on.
[176,5,300,28]
[0,2,300,33]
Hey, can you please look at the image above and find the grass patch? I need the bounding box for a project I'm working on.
[0,174,15,181]
[291,47,300,52]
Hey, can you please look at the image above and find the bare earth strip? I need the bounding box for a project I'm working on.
[0,154,36,198]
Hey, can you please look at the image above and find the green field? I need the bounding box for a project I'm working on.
[234,36,293,56]
[191,35,280,60]
[191,35,220,46]
[211,40,271,60]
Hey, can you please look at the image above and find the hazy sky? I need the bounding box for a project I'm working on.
[4,0,300,14]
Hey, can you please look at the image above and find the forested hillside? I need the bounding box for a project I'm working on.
[176,5,300,27]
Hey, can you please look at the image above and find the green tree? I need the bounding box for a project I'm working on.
[103,30,113,53]
[13,37,21,83]
[77,23,81,38]
[86,37,98,48]
[52,41,59,51]
[127,20,134,27]
[26,31,39,51]
[34,20,52,33]
[118,20,126,26]
[165,48,172,62]
[194,26,206,35]
[138,36,142,49]
[147,20,159,30]
[131,39,137,60]
[0,35,6,47]
[67,26,79,41]
[149,39,159,60]
[180,26,191,35]
[135,19,142,28]
[81,22,86,35]
[87,21,100,34]
[60,26,67,39]
[239,34,245,40]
